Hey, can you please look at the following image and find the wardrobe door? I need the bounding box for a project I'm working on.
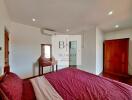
[104,38,129,75]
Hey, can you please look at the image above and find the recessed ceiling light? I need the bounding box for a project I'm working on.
[108,11,113,15]
[66,29,70,32]
[32,18,36,22]
[115,25,119,28]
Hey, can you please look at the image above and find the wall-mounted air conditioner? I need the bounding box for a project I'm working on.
[40,28,56,36]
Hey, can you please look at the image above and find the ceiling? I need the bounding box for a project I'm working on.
[5,0,132,33]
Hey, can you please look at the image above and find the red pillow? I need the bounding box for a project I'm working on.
[0,72,23,100]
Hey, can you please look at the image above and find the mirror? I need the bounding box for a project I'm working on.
[41,44,51,58]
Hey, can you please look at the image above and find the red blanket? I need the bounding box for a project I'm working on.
[23,68,132,100]
[45,68,132,100]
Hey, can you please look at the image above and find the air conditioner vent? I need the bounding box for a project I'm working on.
[40,28,56,36]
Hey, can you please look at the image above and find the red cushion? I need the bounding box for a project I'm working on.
[0,72,23,100]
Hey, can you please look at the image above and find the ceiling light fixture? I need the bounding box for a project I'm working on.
[32,18,36,22]
[66,29,70,32]
[115,25,119,28]
[108,11,113,15]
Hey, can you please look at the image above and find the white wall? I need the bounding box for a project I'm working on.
[0,0,104,77]
[52,35,69,69]
[0,0,10,74]
[96,28,104,75]
[52,35,81,69]
[79,27,104,75]
[104,28,132,75]
[10,22,51,78]
[81,27,96,74]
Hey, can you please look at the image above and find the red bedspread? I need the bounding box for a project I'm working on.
[44,68,132,100]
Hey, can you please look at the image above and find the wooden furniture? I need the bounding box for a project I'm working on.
[5,30,9,65]
[0,64,10,82]
[38,44,58,75]
[38,56,58,75]
[2,68,132,100]
[4,64,10,73]
[104,38,129,76]
[100,72,132,86]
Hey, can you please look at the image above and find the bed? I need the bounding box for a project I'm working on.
[0,67,132,100]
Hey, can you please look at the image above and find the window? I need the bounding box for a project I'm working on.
[41,44,51,58]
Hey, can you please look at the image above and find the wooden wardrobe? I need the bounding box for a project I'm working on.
[104,38,129,76]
